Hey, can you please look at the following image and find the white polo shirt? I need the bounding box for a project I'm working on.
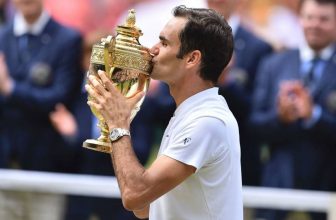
[149,87,243,220]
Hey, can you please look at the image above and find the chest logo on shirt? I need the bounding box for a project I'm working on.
[183,137,191,145]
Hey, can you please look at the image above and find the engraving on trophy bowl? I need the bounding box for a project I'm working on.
[83,9,153,153]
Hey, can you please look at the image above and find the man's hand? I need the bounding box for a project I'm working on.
[293,85,313,120]
[277,80,314,123]
[85,70,144,130]
[277,81,299,123]
[0,53,14,96]
[133,205,149,219]
[49,103,78,137]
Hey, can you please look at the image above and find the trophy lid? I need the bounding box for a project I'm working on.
[90,9,152,74]
[116,9,142,38]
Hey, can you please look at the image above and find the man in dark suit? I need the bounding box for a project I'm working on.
[0,0,82,219]
[251,0,336,219]
[207,0,273,186]
[0,0,82,171]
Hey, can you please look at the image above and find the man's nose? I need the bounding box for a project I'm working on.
[309,17,321,28]
[150,45,159,56]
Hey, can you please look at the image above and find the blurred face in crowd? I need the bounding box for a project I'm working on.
[12,0,43,23]
[206,0,240,19]
[300,0,336,51]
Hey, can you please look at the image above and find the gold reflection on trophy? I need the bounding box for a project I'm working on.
[83,9,153,153]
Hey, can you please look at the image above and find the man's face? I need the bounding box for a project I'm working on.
[12,0,43,18]
[300,0,336,51]
[150,17,187,83]
[206,0,239,19]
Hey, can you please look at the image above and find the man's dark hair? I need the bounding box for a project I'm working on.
[299,0,336,9]
[173,5,233,84]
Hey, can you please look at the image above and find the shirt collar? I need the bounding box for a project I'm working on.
[228,14,240,37]
[13,10,50,36]
[300,42,335,62]
[174,87,219,116]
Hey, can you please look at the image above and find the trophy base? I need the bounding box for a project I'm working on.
[83,139,112,153]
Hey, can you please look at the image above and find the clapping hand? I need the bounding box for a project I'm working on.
[0,53,13,96]
[49,104,78,137]
[277,80,313,123]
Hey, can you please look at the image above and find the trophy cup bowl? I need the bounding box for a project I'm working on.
[83,9,153,153]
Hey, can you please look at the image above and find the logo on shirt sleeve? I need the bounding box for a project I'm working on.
[183,137,191,145]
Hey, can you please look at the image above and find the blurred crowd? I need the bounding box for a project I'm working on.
[0,0,335,220]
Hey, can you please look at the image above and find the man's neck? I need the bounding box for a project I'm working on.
[24,11,42,25]
[169,78,213,107]
[300,42,335,61]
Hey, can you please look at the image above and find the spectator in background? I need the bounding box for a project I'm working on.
[0,0,82,219]
[44,0,137,36]
[207,0,273,186]
[263,0,305,50]
[251,0,336,219]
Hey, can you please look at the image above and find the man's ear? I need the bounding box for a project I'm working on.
[186,50,201,66]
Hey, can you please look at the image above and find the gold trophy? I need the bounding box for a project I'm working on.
[83,9,153,153]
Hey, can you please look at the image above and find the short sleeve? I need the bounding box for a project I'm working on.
[162,116,226,171]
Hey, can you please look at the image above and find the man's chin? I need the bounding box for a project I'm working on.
[149,70,159,80]
[308,41,327,51]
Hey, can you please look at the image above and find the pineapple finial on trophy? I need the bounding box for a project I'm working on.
[125,9,136,27]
